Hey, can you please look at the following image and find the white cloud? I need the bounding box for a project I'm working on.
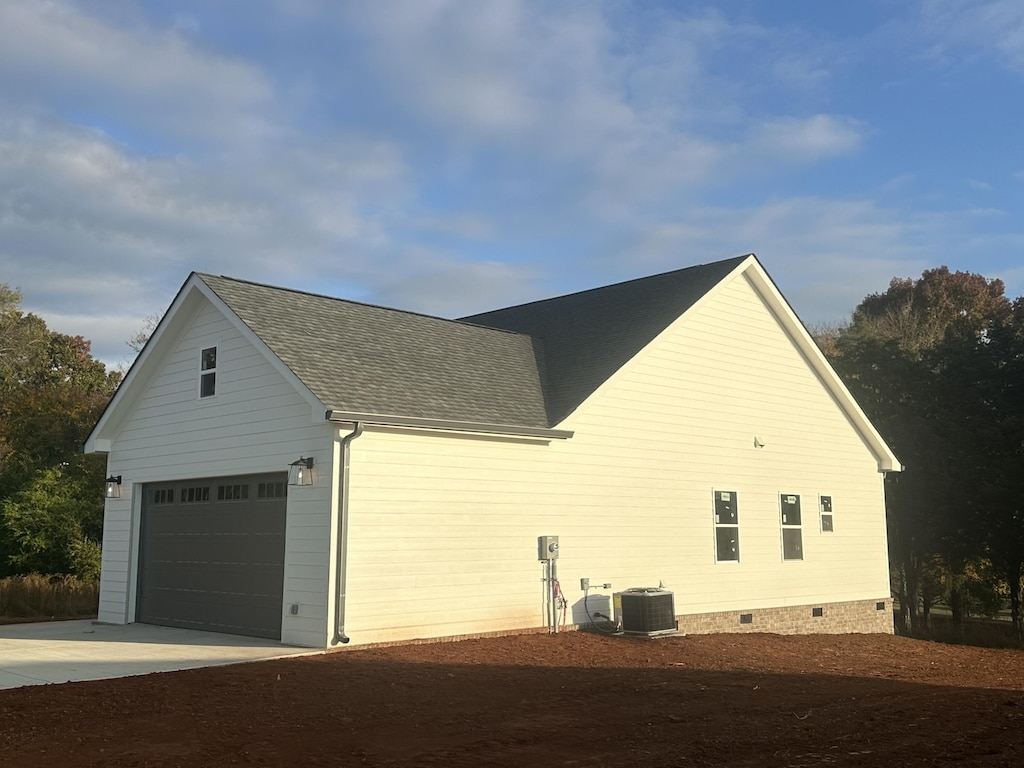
[604,195,1024,324]
[12,0,1013,374]
[746,114,865,163]
[0,0,274,147]
[917,0,1024,73]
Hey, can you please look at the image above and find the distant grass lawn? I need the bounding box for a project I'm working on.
[0,574,99,622]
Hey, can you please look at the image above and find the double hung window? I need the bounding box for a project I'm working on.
[714,490,740,562]
[780,493,803,560]
[200,346,217,398]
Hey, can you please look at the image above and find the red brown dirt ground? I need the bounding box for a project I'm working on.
[2,631,1024,767]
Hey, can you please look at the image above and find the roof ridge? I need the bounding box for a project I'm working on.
[196,272,528,337]
[460,254,752,319]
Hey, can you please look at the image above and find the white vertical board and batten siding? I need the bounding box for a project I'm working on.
[342,270,890,645]
[98,300,334,647]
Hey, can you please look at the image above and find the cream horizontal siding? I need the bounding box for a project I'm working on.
[558,271,889,614]
[341,271,890,645]
[98,300,333,647]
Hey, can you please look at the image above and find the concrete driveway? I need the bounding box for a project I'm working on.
[0,620,318,690]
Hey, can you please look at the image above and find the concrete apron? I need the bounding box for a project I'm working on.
[0,620,318,690]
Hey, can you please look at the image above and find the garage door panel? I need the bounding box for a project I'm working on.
[137,473,287,640]
[143,562,283,594]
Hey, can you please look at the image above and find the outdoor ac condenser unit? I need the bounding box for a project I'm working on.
[614,588,677,636]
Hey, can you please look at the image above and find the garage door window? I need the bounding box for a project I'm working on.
[182,486,210,503]
[258,481,287,499]
[217,483,249,501]
[153,488,174,504]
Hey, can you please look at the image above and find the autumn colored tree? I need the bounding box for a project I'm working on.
[827,267,1016,636]
[0,285,120,579]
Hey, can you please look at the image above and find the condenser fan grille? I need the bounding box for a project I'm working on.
[618,589,676,635]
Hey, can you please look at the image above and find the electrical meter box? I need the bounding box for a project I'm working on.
[538,535,559,560]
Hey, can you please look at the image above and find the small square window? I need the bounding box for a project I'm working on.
[820,495,834,533]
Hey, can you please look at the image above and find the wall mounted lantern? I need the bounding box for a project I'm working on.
[105,475,123,499]
[288,457,314,486]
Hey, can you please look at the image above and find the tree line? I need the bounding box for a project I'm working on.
[1,271,1022,645]
[817,267,1024,639]
[0,285,120,580]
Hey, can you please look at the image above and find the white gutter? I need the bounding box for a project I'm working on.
[325,410,574,440]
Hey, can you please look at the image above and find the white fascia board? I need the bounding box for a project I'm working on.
[191,278,327,424]
[83,273,327,454]
[84,273,204,453]
[739,258,902,473]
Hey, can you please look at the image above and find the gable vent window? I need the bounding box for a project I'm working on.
[780,494,803,561]
[713,490,740,562]
[217,484,249,501]
[820,495,834,532]
[200,346,217,398]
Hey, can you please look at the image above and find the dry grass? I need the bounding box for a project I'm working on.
[0,574,99,621]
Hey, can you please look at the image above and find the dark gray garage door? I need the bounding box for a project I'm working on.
[137,473,287,640]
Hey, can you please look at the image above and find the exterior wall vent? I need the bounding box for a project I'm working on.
[614,588,676,636]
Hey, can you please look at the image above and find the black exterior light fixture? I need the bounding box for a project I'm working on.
[105,475,122,499]
[288,457,314,486]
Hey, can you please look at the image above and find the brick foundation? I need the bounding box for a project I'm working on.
[674,598,894,635]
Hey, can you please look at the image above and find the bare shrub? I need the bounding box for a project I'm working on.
[0,574,99,620]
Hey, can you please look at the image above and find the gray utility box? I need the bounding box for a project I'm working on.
[614,588,677,636]
[538,535,559,560]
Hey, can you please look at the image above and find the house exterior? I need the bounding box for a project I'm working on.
[85,255,901,648]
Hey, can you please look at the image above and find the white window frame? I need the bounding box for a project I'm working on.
[819,494,834,533]
[713,490,740,563]
[780,493,803,561]
[199,345,217,398]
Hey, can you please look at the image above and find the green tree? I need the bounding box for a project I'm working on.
[0,284,119,579]
[1,462,103,579]
[930,295,1024,637]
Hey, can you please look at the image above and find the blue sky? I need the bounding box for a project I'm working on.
[1,0,1022,368]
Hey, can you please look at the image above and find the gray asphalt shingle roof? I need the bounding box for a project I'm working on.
[198,274,549,427]
[198,255,747,429]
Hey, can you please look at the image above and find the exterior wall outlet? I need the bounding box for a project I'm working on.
[289,603,299,615]
[580,577,590,590]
